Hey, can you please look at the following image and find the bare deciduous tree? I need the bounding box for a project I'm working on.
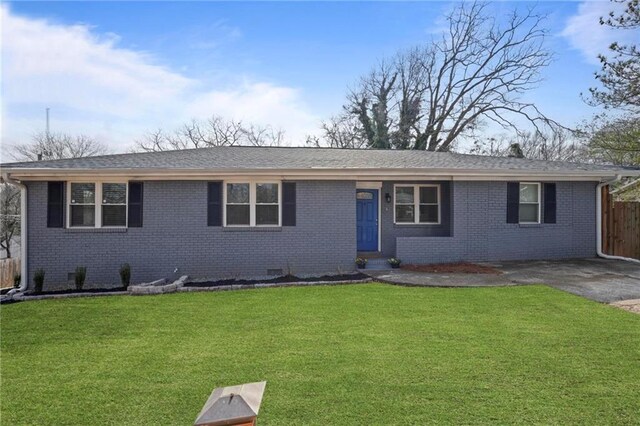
[0,183,21,259]
[306,113,369,149]
[10,133,109,161]
[134,115,284,152]
[242,123,285,147]
[348,61,398,149]
[470,130,586,162]
[340,1,560,151]
[5,133,109,258]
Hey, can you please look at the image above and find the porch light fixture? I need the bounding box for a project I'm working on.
[385,192,391,203]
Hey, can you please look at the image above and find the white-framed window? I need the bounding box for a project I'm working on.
[69,183,96,227]
[101,183,127,227]
[255,183,279,226]
[224,181,280,227]
[519,182,540,224]
[68,181,128,228]
[225,183,251,226]
[394,184,440,225]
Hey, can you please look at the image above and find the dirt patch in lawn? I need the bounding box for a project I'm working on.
[401,262,502,275]
[186,273,370,288]
[610,299,640,315]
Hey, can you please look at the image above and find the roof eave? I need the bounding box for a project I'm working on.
[3,167,637,181]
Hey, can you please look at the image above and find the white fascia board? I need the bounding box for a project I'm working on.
[3,166,638,182]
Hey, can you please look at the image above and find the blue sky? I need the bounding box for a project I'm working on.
[1,1,630,155]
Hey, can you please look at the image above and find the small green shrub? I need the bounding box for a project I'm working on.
[355,257,368,268]
[13,273,21,288]
[33,269,45,294]
[74,266,87,290]
[387,257,402,268]
[119,263,131,287]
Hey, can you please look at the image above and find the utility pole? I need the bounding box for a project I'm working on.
[46,108,50,141]
[38,107,51,161]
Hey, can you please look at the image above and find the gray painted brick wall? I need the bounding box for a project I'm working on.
[26,180,356,290]
[25,178,597,291]
[378,181,452,256]
[395,181,597,264]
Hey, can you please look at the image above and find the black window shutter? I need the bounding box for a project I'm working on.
[47,181,64,228]
[543,183,557,224]
[207,182,222,226]
[282,182,296,226]
[128,182,144,227]
[506,182,520,224]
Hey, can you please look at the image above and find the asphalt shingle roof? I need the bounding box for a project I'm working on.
[1,146,636,174]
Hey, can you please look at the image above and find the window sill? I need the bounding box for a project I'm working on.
[64,228,128,233]
[394,223,441,227]
[222,227,282,232]
[518,223,542,228]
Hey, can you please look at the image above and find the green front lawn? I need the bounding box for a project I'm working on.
[2,284,639,424]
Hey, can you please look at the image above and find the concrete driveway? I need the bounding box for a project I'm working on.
[366,258,640,303]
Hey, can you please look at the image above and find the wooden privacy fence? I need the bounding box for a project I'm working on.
[0,258,21,289]
[602,186,640,260]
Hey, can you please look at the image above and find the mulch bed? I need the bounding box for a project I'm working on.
[29,286,128,296]
[401,262,503,275]
[185,273,369,288]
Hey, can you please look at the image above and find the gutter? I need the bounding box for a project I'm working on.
[596,176,640,264]
[2,166,639,181]
[1,173,28,295]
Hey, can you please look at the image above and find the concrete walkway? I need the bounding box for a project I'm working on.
[366,258,640,303]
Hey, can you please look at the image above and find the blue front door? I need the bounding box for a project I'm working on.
[356,189,378,251]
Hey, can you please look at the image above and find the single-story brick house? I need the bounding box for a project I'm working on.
[1,146,638,289]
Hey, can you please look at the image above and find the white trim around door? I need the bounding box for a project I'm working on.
[356,182,382,252]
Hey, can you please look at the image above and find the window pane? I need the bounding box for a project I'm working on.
[226,205,250,225]
[227,183,249,204]
[419,205,439,223]
[256,183,278,204]
[519,204,539,223]
[356,191,374,200]
[102,205,126,226]
[420,186,438,204]
[71,205,95,227]
[102,183,126,204]
[256,205,279,225]
[395,187,414,204]
[70,183,95,204]
[395,205,414,223]
[519,184,539,203]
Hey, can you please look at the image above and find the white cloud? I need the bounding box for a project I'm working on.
[187,82,319,142]
[188,20,243,50]
[1,6,193,118]
[561,0,636,65]
[0,5,319,156]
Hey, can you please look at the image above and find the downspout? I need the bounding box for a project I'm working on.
[596,175,640,264]
[1,173,28,295]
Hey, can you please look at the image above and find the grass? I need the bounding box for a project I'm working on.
[1,283,639,425]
